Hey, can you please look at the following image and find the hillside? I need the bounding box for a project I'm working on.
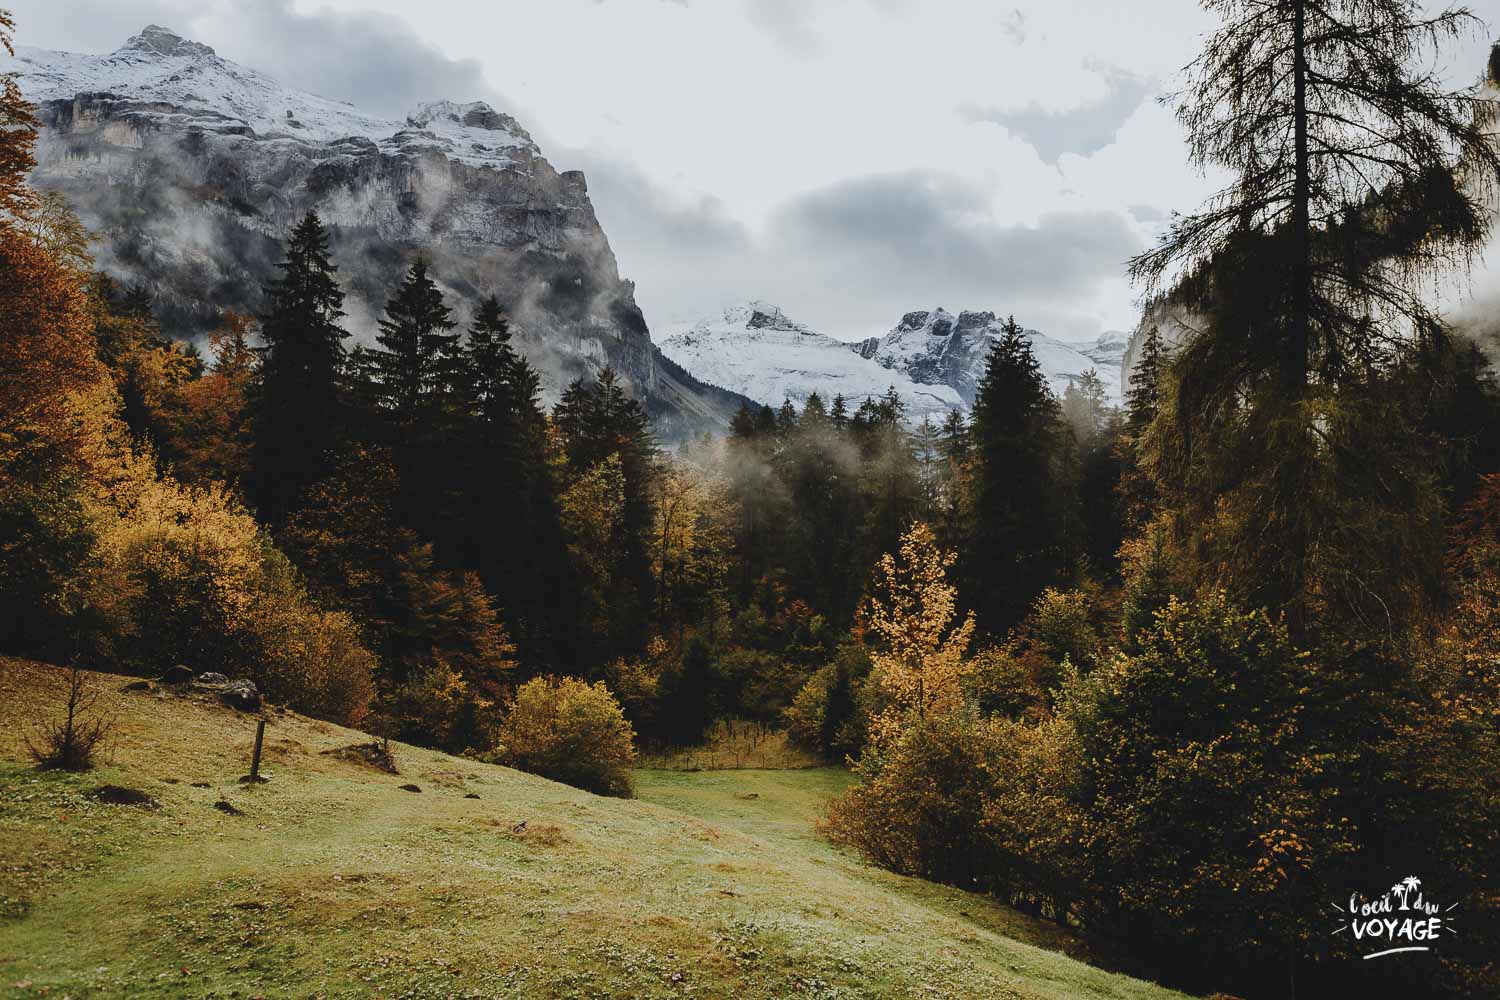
[0,660,1189,1000]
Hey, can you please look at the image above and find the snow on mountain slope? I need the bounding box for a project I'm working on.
[14,26,535,170]
[658,303,965,419]
[853,308,1124,407]
[1066,331,1130,375]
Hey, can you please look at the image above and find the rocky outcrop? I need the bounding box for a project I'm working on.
[1118,298,1203,399]
[17,26,744,438]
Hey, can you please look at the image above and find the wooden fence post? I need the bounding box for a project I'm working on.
[249,718,265,782]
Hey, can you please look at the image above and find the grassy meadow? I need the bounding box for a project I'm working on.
[0,659,1189,999]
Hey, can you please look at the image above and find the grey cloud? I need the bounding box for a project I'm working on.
[962,64,1152,165]
[740,0,908,54]
[745,0,821,55]
[209,1,507,119]
[1129,203,1166,224]
[1001,9,1028,45]
[771,171,1140,304]
[5,0,184,55]
[594,167,1139,340]
[567,152,752,259]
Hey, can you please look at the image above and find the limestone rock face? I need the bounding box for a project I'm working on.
[16,26,744,438]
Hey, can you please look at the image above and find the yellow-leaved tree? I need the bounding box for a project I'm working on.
[861,521,974,747]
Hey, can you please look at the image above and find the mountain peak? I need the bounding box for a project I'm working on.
[407,100,529,138]
[118,25,215,60]
[717,301,804,332]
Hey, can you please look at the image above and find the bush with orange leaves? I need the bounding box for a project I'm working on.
[85,455,374,724]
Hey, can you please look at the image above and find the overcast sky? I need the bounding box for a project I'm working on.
[8,0,1498,341]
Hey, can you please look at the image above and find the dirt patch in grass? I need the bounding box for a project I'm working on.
[86,784,159,808]
[490,819,570,847]
[319,741,399,774]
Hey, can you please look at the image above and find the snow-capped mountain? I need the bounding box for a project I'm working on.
[658,303,965,419]
[15,26,745,438]
[657,303,1126,420]
[852,308,1125,407]
[1069,330,1131,376]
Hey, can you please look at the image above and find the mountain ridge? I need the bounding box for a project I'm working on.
[658,302,1126,418]
[15,25,748,438]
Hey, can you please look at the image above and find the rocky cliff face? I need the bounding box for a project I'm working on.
[16,25,744,438]
[1118,298,1203,399]
[853,308,1126,407]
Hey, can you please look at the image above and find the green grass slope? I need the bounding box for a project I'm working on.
[0,660,1190,999]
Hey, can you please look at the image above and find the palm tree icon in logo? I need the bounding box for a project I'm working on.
[1391,876,1422,910]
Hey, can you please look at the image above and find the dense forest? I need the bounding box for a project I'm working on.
[4,3,1500,998]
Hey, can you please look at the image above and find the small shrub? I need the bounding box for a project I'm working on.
[785,642,871,759]
[27,665,112,771]
[498,676,637,797]
[823,709,1000,887]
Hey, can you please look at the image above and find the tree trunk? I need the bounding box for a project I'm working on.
[1289,0,1311,395]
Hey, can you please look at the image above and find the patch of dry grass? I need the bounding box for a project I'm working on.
[638,719,824,771]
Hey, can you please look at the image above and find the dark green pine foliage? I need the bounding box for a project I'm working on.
[729,401,759,440]
[940,409,969,462]
[360,257,462,536]
[367,257,460,429]
[966,316,1074,632]
[777,398,799,436]
[778,395,862,621]
[252,212,349,526]
[1124,323,1166,437]
[829,393,849,430]
[856,387,921,577]
[457,296,574,669]
[1118,322,1167,533]
[753,403,778,437]
[554,367,658,660]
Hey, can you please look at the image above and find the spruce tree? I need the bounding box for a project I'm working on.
[777,397,799,435]
[802,391,829,428]
[965,316,1073,631]
[367,257,459,428]
[729,401,759,440]
[829,393,849,430]
[456,296,570,668]
[940,409,969,462]
[1123,322,1166,437]
[252,212,348,526]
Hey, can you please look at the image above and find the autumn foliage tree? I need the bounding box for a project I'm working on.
[860,521,975,747]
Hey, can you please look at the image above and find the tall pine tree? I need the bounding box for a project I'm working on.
[965,316,1073,632]
[251,212,348,526]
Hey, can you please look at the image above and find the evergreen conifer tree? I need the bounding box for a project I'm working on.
[251,212,348,525]
[966,316,1073,631]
